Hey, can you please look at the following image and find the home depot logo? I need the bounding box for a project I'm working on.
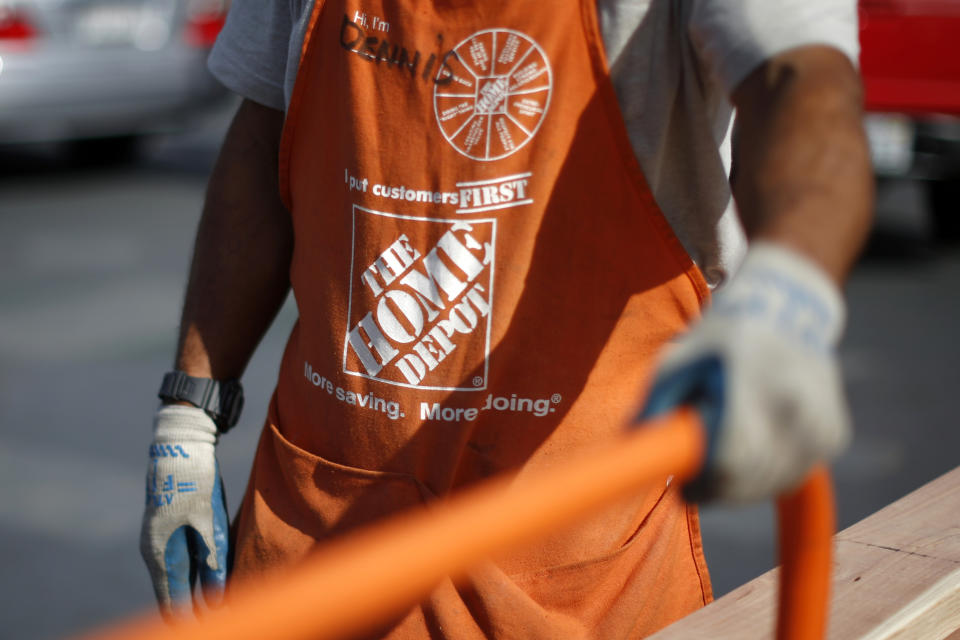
[343,205,496,391]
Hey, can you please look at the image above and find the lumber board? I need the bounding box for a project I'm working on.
[650,467,960,639]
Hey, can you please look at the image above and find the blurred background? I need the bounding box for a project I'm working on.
[0,0,958,638]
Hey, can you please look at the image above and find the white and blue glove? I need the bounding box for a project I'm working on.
[140,404,229,618]
[641,242,852,503]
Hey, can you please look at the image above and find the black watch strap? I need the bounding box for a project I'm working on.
[158,371,244,433]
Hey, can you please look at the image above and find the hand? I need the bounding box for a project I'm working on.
[140,405,229,619]
[640,242,852,503]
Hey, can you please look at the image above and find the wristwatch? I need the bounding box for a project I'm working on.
[158,371,244,433]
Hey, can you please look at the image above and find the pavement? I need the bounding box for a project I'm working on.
[0,104,958,639]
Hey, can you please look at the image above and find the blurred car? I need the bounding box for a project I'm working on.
[860,0,960,239]
[0,0,229,155]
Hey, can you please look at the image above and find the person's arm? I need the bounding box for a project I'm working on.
[140,98,292,619]
[641,45,873,502]
[175,98,293,379]
[731,45,873,284]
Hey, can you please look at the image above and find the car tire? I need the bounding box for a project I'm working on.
[928,178,960,244]
[65,135,144,167]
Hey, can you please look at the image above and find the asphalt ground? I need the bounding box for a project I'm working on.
[0,104,958,639]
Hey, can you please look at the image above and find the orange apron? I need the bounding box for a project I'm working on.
[232,0,713,637]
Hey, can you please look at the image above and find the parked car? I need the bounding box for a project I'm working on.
[0,0,229,156]
[860,0,960,240]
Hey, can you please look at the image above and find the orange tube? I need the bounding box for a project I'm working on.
[776,466,835,640]
[77,410,833,640]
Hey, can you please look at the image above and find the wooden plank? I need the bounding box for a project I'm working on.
[833,544,960,640]
[650,467,960,639]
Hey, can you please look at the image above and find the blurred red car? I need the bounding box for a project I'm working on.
[860,0,960,238]
[0,0,229,155]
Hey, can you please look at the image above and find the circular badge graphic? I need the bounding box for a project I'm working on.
[433,29,553,162]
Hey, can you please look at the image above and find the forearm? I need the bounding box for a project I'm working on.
[175,99,292,379]
[731,46,874,284]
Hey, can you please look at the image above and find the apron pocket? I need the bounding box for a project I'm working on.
[231,419,434,585]
[255,421,435,543]
[501,486,705,638]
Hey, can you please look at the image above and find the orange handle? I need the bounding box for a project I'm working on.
[78,410,833,640]
[776,466,835,640]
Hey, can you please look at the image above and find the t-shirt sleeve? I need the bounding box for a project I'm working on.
[207,0,294,110]
[689,0,860,96]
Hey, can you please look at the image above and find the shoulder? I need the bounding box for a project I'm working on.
[686,0,860,94]
[207,0,313,109]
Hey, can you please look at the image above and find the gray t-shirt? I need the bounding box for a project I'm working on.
[209,0,858,287]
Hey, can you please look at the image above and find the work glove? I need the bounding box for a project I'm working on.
[640,241,851,503]
[140,404,229,619]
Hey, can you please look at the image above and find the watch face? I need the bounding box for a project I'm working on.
[218,383,244,431]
